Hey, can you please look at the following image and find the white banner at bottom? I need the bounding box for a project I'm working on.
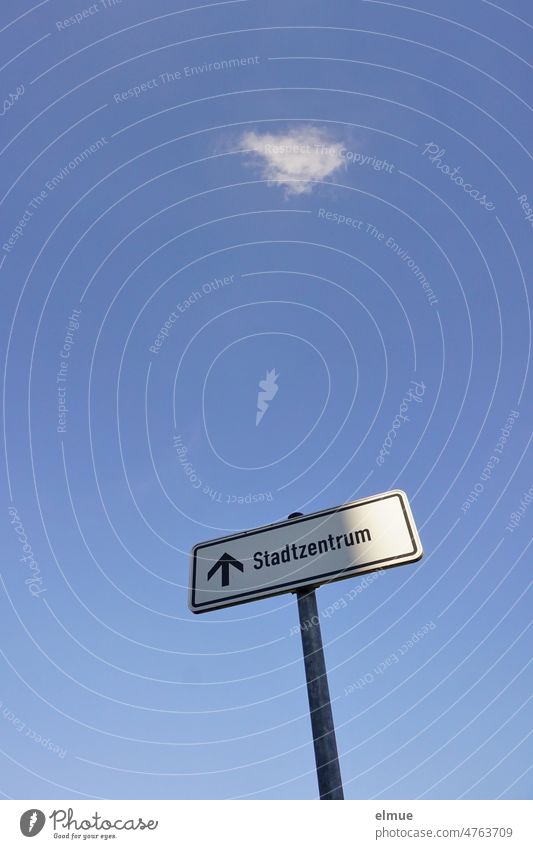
[0,800,531,848]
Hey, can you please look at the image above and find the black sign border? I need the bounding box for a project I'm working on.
[190,491,422,612]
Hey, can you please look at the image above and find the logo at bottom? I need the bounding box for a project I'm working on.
[20,809,46,837]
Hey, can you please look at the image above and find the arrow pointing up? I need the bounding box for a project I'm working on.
[207,552,244,587]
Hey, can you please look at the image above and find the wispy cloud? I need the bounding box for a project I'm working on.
[241,127,345,195]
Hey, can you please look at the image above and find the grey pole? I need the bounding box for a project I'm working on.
[288,513,344,800]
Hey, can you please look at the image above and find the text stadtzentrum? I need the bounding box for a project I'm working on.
[254,528,371,568]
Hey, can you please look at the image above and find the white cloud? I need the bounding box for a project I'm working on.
[241,127,345,195]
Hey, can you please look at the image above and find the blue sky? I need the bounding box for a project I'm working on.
[0,0,531,800]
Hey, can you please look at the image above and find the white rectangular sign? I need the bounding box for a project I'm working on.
[189,490,423,613]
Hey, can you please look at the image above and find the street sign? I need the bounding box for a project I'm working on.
[189,490,423,613]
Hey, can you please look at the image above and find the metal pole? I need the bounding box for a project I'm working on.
[288,513,344,800]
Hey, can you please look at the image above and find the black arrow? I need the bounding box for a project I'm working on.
[207,552,244,587]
